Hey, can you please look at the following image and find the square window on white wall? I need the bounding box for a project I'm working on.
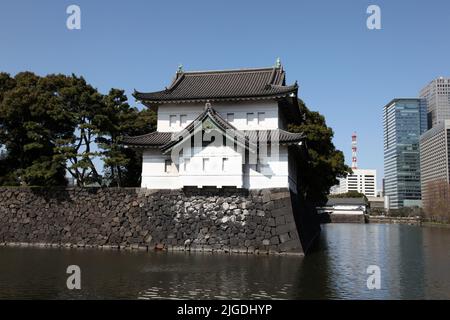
[246,113,254,125]
[222,158,229,171]
[180,114,187,126]
[202,158,209,171]
[164,159,172,173]
[257,112,265,124]
[169,115,177,127]
[183,158,190,171]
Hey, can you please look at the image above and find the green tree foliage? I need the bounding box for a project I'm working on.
[0,72,74,186]
[0,71,156,187]
[53,75,105,186]
[288,99,351,206]
[329,191,368,202]
[97,89,156,187]
[0,73,17,185]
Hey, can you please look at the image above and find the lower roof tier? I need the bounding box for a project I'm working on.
[122,129,304,149]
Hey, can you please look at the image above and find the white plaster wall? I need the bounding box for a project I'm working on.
[244,145,290,189]
[180,144,243,188]
[141,144,291,190]
[287,145,299,193]
[141,149,182,189]
[157,100,280,132]
[141,145,244,189]
[330,209,365,215]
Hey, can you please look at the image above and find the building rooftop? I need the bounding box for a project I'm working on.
[383,98,424,110]
[420,119,450,141]
[133,66,298,105]
[326,197,367,206]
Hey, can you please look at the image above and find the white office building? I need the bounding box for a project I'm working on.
[331,169,377,197]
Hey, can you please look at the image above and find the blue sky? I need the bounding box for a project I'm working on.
[1,0,449,187]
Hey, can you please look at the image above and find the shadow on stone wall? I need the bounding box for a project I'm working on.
[289,190,321,255]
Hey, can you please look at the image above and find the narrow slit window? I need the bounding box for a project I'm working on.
[203,158,209,171]
[222,158,229,171]
[257,112,265,124]
[246,112,254,125]
[184,158,190,171]
[180,114,187,126]
[169,115,177,127]
[164,159,172,173]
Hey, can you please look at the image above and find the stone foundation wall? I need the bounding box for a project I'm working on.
[319,213,366,223]
[0,187,304,255]
[329,214,366,223]
[368,215,422,225]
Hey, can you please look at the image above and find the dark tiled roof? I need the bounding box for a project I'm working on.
[122,106,235,148]
[121,131,173,147]
[122,129,304,148]
[122,105,304,149]
[133,67,298,104]
[244,130,304,144]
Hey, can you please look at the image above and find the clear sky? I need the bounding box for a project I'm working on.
[1,0,449,187]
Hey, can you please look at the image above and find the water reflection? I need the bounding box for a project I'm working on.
[0,224,449,299]
[315,224,430,299]
[422,226,450,298]
[137,254,304,300]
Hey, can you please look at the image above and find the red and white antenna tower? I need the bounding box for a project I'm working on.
[351,132,358,170]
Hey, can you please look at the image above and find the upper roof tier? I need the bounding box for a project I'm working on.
[133,66,298,105]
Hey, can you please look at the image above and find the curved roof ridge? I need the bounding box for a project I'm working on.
[181,66,277,75]
[122,131,162,139]
[165,72,185,91]
[133,65,296,104]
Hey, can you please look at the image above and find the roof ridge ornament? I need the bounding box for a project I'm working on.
[205,101,211,110]
[177,64,184,73]
[275,57,281,68]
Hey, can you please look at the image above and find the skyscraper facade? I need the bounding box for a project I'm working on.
[420,77,450,129]
[383,98,427,209]
[419,119,450,210]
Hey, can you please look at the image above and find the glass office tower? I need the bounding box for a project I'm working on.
[383,98,427,209]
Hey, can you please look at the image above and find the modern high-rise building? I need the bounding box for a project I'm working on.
[383,98,427,209]
[419,119,450,209]
[420,77,450,129]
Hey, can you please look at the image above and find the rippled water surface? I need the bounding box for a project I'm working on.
[0,223,449,299]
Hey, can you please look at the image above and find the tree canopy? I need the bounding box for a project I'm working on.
[329,191,368,202]
[0,71,156,187]
[289,99,351,206]
[97,89,156,187]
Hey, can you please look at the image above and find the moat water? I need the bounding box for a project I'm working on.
[0,223,449,299]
